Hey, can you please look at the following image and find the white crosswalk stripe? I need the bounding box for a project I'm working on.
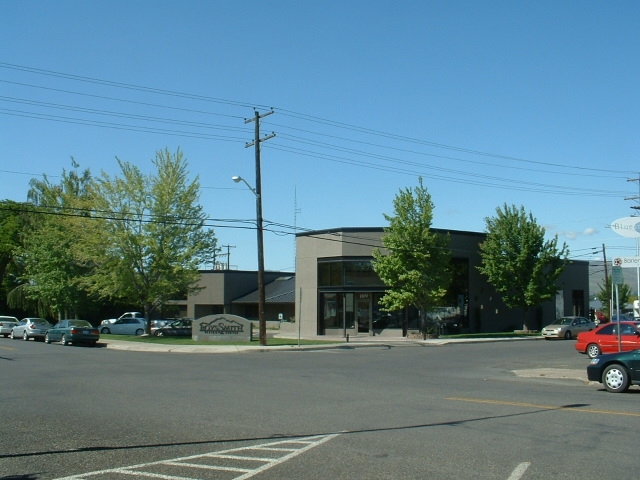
[54,434,339,480]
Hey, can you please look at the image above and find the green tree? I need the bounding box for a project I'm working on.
[372,178,451,338]
[87,148,218,333]
[596,276,632,318]
[0,200,28,311]
[477,204,569,331]
[12,162,98,319]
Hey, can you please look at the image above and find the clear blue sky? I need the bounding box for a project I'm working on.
[1,1,639,279]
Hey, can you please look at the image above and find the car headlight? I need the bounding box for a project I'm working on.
[590,358,600,365]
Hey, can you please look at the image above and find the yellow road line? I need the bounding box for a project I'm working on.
[446,396,640,417]
[0,345,17,351]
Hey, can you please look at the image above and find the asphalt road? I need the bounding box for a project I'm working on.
[1,338,638,479]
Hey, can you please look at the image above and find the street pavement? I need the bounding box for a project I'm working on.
[99,334,590,383]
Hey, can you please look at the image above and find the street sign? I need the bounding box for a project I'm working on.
[612,266,623,285]
[612,256,640,268]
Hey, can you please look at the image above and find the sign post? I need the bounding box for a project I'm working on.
[611,266,623,352]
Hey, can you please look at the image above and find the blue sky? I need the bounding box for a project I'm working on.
[1,1,639,280]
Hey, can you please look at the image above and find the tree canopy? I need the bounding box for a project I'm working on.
[10,162,98,319]
[372,178,451,336]
[86,148,217,332]
[477,203,569,330]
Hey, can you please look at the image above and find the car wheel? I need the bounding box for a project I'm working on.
[586,343,601,359]
[154,330,164,337]
[564,331,572,340]
[101,327,110,334]
[10,330,16,339]
[602,364,630,393]
[91,340,97,347]
[135,329,144,336]
[23,331,29,341]
[45,333,51,344]
[60,334,68,346]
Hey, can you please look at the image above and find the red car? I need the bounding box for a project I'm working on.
[575,321,640,358]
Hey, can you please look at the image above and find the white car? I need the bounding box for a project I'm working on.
[11,318,53,341]
[101,311,145,325]
[0,316,19,337]
[100,317,146,336]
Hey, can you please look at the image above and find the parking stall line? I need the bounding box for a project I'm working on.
[54,434,339,480]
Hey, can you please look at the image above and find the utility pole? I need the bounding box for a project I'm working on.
[220,244,236,270]
[245,110,275,346]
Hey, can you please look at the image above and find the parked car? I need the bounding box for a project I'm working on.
[575,321,640,358]
[101,311,145,325]
[587,349,640,393]
[100,317,145,336]
[45,319,100,346]
[10,318,52,341]
[0,316,19,338]
[152,319,192,337]
[541,316,595,340]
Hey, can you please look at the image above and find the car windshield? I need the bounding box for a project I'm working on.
[556,318,573,325]
[32,320,51,326]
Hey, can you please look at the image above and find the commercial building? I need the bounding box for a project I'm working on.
[178,226,588,338]
[174,270,295,325]
[294,227,589,338]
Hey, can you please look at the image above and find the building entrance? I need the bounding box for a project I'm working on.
[356,293,372,334]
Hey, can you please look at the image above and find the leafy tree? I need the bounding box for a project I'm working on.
[87,148,218,333]
[596,276,632,317]
[11,162,99,319]
[0,200,28,311]
[372,178,451,338]
[477,204,569,331]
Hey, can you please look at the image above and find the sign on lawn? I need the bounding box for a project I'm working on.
[193,314,253,342]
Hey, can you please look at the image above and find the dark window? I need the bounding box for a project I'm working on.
[597,324,614,335]
[318,259,384,287]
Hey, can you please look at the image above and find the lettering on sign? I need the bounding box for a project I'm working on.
[193,314,253,342]
[610,217,640,238]
[612,257,640,268]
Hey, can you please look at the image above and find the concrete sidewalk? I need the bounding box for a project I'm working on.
[98,333,544,354]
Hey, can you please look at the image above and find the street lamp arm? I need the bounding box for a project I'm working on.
[232,176,258,197]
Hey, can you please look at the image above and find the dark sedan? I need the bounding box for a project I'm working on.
[45,319,100,346]
[152,319,192,337]
[587,349,640,393]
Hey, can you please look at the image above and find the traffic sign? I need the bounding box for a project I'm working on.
[612,266,623,285]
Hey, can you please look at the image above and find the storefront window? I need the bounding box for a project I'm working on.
[318,259,384,287]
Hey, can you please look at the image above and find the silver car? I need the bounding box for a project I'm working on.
[100,317,146,336]
[0,316,19,338]
[11,318,53,341]
[541,316,595,340]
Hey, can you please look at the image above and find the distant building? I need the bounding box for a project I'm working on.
[171,270,294,324]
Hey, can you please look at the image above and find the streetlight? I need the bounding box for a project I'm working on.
[232,175,267,346]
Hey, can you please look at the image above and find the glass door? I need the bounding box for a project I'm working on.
[356,293,372,334]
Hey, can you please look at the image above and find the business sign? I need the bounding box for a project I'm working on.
[612,256,640,268]
[193,314,253,342]
[610,217,640,238]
